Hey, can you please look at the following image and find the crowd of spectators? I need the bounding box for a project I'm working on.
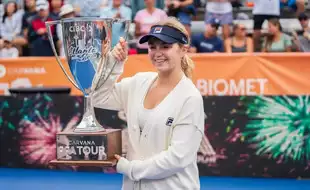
[0,0,309,58]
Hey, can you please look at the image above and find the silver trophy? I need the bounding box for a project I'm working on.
[45,18,130,166]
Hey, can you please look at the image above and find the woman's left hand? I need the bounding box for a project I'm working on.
[114,154,122,160]
[112,37,128,62]
[112,154,122,167]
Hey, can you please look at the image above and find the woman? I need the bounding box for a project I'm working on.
[262,18,292,52]
[13,0,37,56]
[93,17,215,189]
[224,24,253,53]
[134,0,167,54]
[0,1,22,44]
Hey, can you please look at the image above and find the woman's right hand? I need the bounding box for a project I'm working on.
[112,37,128,62]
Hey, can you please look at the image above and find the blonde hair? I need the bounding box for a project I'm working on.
[155,17,195,78]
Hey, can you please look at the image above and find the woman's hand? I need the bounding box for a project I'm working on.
[113,154,123,167]
[112,37,128,62]
[114,154,121,160]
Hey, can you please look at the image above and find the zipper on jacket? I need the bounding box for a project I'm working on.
[139,129,142,144]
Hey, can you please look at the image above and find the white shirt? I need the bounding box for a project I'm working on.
[93,58,206,190]
[0,47,19,58]
[0,12,23,39]
[56,24,65,57]
[253,0,280,16]
[206,1,232,14]
[138,103,154,132]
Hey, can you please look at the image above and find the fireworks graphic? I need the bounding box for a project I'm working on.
[0,94,82,167]
[19,112,79,165]
[241,96,310,162]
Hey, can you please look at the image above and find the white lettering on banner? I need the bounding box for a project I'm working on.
[8,67,46,75]
[196,78,268,96]
[0,64,6,78]
[0,78,43,96]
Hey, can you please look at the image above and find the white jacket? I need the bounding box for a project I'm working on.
[93,61,205,190]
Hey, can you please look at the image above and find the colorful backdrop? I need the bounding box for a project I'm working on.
[0,54,310,178]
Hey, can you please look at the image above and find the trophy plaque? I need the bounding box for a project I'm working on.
[45,17,130,167]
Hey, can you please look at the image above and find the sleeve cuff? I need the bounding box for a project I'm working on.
[116,157,131,177]
[108,52,125,75]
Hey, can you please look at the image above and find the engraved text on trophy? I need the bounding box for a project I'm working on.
[67,24,101,62]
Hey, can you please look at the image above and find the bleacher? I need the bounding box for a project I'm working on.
[126,2,310,45]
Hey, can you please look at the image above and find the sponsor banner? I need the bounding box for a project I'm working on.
[0,57,80,95]
[1,53,310,96]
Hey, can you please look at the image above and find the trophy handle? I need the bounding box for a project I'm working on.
[92,19,131,91]
[45,20,81,91]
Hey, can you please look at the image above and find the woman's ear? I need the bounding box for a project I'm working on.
[182,44,189,54]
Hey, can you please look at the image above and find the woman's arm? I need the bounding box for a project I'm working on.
[224,38,232,53]
[116,95,206,180]
[261,37,268,52]
[179,0,193,7]
[246,37,253,53]
[14,14,22,37]
[0,21,10,39]
[92,40,132,111]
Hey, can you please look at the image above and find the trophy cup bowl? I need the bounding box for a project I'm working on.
[45,17,130,167]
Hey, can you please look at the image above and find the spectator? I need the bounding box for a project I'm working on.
[166,0,195,36]
[50,0,63,18]
[224,23,253,53]
[204,0,233,40]
[131,0,165,20]
[262,18,292,52]
[13,0,37,56]
[252,0,280,51]
[0,1,22,44]
[100,0,132,47]
[0,36,19,58]
[296,12,310,36]
[28,0,58,56]
[57,4,75,57]
[22,0,37,35]
[134,0,167,54]
[292,12,310,52]
[280,0,305,16]
[190,18,224,53]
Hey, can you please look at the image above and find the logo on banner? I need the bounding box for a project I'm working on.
[0,64,6,78]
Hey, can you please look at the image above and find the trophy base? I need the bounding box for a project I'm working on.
[49,159,116,167]
[73,127,106,133]
[55,129,122,165]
